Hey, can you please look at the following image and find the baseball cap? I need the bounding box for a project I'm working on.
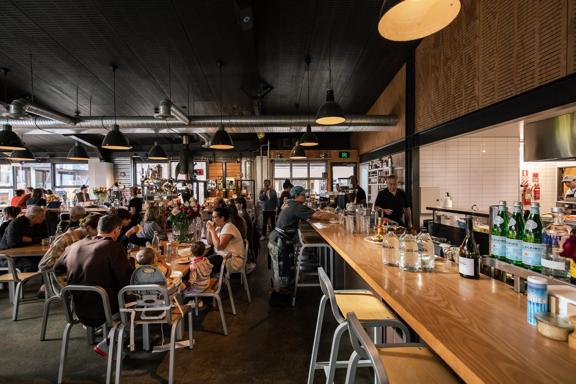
[290,186,309,197]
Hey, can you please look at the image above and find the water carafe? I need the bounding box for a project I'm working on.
[399,232,420,272]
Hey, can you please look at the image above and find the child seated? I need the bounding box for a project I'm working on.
[183,242,214,305]
[132,247,170,285]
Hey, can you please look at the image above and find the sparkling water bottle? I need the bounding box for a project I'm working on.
[522,202,544,272]
[491,201,508,260]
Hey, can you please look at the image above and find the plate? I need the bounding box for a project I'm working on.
[364,236,383,245]
[176,257,191,264]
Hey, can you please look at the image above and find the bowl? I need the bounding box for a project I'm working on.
[535,313,574,341]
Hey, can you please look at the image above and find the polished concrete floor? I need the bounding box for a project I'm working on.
[0,244,372,384]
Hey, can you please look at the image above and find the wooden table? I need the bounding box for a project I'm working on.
[310,221,576,384]
[0,244,45,257]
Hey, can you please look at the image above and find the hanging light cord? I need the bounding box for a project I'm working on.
[306,57,311,125]
[328,35,333,90]
[112,65,117,126]
[2,67,8,104]
[75,86,79,116]
[168,50,172,101]
[219,61,223,126]
[29,53,35,103]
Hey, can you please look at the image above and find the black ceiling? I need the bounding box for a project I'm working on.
[0,0,417,119]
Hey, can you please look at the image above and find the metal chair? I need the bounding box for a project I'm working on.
[225,240,252,303]
[183,258,232,335]
[116,284,193,384]
[292,228,334,306]
[344,312,458,384]
[308,267,411,384]
[40,270,64,340]
[0,255,42,321]
[57,285,118,384]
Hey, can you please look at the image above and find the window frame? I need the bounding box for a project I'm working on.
[272,160,327,194]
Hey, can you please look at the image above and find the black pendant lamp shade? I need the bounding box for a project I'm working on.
[9,147,35,161]
[300,124,319,147]
[148,141,168,160]
[67,142,89,160]
[210,124,234,150]
[0,124,26,151]
[102,124,131,150]
[290,141,307,160]
[316,89,346,125]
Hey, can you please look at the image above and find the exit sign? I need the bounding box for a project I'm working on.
[339,151,351,159]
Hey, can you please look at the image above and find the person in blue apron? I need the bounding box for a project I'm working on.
[267,186,337,306]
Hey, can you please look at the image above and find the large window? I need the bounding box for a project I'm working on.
[273,161,327,195]
[0,164,13,205]
[54,164,89,202]
[332,164,356,191]
[136,162,171,183]
[15,163,52,190]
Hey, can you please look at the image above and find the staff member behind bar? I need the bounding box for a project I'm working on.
[349,175,366,206]
[259,179,278,239]
[373,174,412,228]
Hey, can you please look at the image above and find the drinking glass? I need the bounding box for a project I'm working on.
[345,215,355,234]
[364,216,371,235]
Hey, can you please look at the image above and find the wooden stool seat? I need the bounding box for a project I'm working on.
[335,292,395,321]
[0,271,40,283]
[377,346,459,383]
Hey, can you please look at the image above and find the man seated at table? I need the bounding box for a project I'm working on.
[59,205,86,232]
[16,187,33,209]
[0,206,21,239]
[54,214,134,356]
[0,206,47,272]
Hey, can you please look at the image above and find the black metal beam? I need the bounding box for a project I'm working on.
[359,140,405,163]
[405,50,417,226]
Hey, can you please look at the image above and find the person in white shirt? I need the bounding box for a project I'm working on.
[206,206,246,273]
[564,178,576,199]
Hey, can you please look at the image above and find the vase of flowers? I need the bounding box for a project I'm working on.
[168,202,196,243]
[93,187,108,204]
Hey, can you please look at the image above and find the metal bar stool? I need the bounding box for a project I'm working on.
[307,267,411,384]
[344,312,459,384]
[292,229,334,306]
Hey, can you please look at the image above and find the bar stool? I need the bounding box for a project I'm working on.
[292,229,334,306]
[344,312,458,383]
[308,267,410,384]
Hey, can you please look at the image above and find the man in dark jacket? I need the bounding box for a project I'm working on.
[0,206,46,271]
[54,215,134,327]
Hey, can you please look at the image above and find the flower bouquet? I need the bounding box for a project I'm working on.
[93,187,108,204]
[167,201,197,242]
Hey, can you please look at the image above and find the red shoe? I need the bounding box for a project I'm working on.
[93,340,109,358]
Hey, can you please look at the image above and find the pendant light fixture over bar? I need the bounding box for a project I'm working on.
[300,56,319,146]
[9,146,35,161]
[67,141,89,160]
[290,141,307,160]
[0,123,25,151]
[377,0,461,41]
[148,141,168,160]
[210,61,234,150]
[315,35,346,126]
[101,65,131,150]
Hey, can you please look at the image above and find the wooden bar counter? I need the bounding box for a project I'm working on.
[310,221,576,384]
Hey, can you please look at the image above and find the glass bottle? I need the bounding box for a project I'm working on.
[376,217,383,241]
[490,201,508,260]
[522,202,544,272]
[151,231,160,252]
[417,231,435,272]
[506,202,524,266]
[399,232,420,272]
[542,207,571,278]
[459,217,480,279]
[382,228,400,266]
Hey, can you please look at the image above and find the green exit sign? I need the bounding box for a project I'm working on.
[339,151,351,159]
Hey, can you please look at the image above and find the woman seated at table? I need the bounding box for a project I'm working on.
[26,188,47,207]
[38,214,101,271]
[134,205,165,243]
[0,206,21,239]
[226,200,247,240]
[206,206,245,273]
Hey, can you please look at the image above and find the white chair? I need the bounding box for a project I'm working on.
[225,240,252,303]
[58,285,119,384]
[308,267,411,384]
[344,312,458,384]
[0,255,42,321]
[40,270,64,340]
[116,284,193,384]
[184,259,233,335]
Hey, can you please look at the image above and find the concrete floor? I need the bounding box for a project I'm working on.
[0,243,372,384]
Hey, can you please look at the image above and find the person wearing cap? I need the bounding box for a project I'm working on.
[267,185,337,303]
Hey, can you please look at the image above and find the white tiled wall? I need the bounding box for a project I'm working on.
[420,137,520,212]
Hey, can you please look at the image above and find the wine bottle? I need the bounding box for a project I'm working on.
[522,202,544,272]
[459,217,480,279]
[490,201,508,260]
[506,202,524,266]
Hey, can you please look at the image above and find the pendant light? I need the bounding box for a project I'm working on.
[148,141,168,160]
[0,123,25,151]
[290,141,307,160]
[377,0,461,42]
[300,57,319,146]
[315,38,346,125]
[9,146,35,161]
[67,142,89,161]
[101,65,131,150]
[210,61,234,150]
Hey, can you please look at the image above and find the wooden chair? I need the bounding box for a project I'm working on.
[345,312,459,384]
[0,255,42,321]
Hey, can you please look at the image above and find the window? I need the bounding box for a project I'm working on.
[136,162,171,183]
[170,161,207,181]
[0,164,13,204]
[273,161,327,195]
[15,163,52,190]
[55,164,89,186]
[332,164,356,191]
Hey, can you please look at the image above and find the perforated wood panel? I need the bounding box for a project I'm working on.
[566,0,576,73]
[416,0,569,132]
[225,163,241,178]
[208,162,223,179]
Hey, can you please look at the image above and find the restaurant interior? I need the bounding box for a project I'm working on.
[1,0,576,383]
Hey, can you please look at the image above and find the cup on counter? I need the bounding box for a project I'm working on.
[527,276,548,326]
[345,215,355,234]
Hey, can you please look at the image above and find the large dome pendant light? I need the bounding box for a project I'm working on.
[378,0,461,42]
[0,123,26,151]
[315,37,346,126]
[210,61,234,150]
[67,142,89,161]
[300,56,319,147]
[101,65,131,150]
[148,141,168,160]
[290,141,307,160]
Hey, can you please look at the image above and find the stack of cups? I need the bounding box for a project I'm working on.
[527,276,548,325]
[345,215,355,234]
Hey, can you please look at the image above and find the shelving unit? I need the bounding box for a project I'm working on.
[367,157,393,205]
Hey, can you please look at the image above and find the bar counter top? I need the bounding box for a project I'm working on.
[310,221,576,384]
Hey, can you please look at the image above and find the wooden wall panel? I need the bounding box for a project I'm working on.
[225,163,241,178]
[568,0,576,73]
[208,162,223,178]
[416,0,568,132]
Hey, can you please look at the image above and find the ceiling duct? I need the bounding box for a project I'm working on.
[170,104,190,125]
[153,99,172,119]
[24,103,76,125]
[2,99,29,120]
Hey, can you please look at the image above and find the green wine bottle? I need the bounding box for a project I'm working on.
[491,201,508,260]
[506,202,524,266]
[522,202,544,272]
